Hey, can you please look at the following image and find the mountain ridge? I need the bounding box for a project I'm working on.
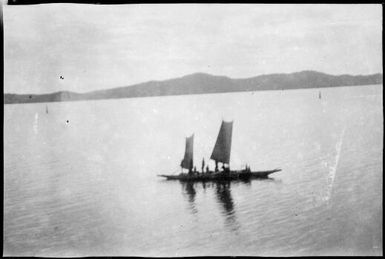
[4,71,383,104]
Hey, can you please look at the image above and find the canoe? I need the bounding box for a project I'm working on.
[158,168,282,182]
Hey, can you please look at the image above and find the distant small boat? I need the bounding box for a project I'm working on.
[46,105,49,114]
[158,121,282,182]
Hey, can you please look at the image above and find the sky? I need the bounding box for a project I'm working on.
[4,4,382,94]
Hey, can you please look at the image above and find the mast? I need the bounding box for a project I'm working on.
[180,134,194,172]
[210,121,233,168]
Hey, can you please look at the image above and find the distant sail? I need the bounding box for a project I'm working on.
[210,121,233,164]
[181,134,194,170]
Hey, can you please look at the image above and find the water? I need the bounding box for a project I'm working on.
[4,85,383,256]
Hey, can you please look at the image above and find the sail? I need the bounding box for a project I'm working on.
[181,134,194,170]
[210,121,233,164]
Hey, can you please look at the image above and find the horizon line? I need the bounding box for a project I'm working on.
[5,69,383,96]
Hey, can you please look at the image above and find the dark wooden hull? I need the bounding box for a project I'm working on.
[158,168,282,182]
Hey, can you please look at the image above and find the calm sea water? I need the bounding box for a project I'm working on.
[4,85,383,256]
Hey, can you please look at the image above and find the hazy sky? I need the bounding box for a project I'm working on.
[4,4,382,94]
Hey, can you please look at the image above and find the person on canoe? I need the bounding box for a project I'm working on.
[201,158,205,173]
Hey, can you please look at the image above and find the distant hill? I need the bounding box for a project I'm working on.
[4,71,383,104]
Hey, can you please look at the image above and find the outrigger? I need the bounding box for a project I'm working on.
[158,121,281,182]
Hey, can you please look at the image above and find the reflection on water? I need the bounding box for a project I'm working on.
[215,181,239,232]
[215,181,235,216]
[182,182,198,214]
[181,179,281,232]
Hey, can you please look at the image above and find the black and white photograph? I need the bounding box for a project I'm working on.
[3,2,383,256]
